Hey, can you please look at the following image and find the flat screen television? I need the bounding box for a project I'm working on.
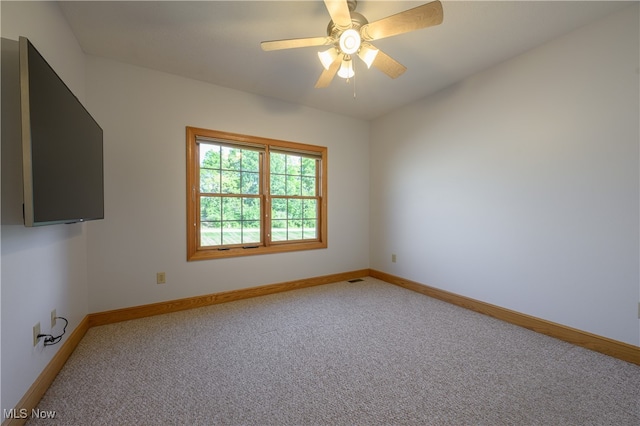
[19,36,104,226]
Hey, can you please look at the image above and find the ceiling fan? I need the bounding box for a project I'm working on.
[260,0,444,88]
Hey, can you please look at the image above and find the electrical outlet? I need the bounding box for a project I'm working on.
[157,272,166,284]
[51,309,57,329]
[33,322,41,347]
[392,254,397,263]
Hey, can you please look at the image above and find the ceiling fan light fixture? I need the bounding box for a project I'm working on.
[339,29,361,55]
[318,48,338,70]
[337,57,354,79]
[261,0,444,89]
[357,44,379,68]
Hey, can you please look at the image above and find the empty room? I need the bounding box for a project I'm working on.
[1,1,639,424]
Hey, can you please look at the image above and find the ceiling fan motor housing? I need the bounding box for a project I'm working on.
[326,11,369,52]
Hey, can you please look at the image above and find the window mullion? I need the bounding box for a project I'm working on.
[195,143,203,249]
[263,149,271,247]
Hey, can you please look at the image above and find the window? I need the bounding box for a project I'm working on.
[186,127,327,260]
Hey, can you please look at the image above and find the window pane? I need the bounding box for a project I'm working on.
[202,199,262,246]
[222,221,242,245]
[269,198,318,243]
[288,224,303,240]
[270,152,286,174]
[201,196,222,221]
[303,220,317,239]
[200,144,220,169]
[221,146,242,170]
[286,175,301,196]
[301,177,316,196]
[241,171,259,194]
[272,198,287,219]
[243,197,261,221]
[287,199,302,219]
[301,157,316,176]
[221,170,241,194]
[200,169,220,193]
[243,221,261,244]
[302,199,317,219]
[271,219,287,242]
[200,221,221,246]
[242,150,260,172]
[270,174,285,195]
[286,155,301,175]
[222,197,241,221]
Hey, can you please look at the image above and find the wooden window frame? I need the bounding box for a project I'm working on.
[186,127,327,261]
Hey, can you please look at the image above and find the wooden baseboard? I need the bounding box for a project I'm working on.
[88,269,370,327]
[369,269,640,366]
[2,316,90,426]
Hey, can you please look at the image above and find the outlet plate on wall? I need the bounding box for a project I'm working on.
[33,322,40,347]
[51,309,57,328]
[157,272,166,284]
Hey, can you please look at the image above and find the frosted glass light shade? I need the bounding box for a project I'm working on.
[357,44,379,68]
[337,57,354,79]
[318,48,338,70]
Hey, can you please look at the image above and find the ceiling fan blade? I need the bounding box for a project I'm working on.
[324,0,352,29]
[261,36,331,51]
[360,0,443,41]
[371,49,407,79]
[315,56,341,88]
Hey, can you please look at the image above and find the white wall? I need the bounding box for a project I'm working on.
[1,1,90,416]
[370,4,640,345]
[84,57,370,312]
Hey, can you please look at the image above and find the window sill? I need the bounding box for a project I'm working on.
[187,241,327,261]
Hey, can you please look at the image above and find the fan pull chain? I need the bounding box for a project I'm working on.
[352,58,357,99]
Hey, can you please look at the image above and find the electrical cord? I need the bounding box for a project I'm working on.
[37,317,68,346]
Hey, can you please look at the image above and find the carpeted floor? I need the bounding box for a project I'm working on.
[29,277,640,425]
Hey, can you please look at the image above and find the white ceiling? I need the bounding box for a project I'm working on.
[58,1,629,121]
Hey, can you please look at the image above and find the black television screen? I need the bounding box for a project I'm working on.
[19,36,104,227]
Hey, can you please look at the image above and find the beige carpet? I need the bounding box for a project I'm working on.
[29,277,640,425]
